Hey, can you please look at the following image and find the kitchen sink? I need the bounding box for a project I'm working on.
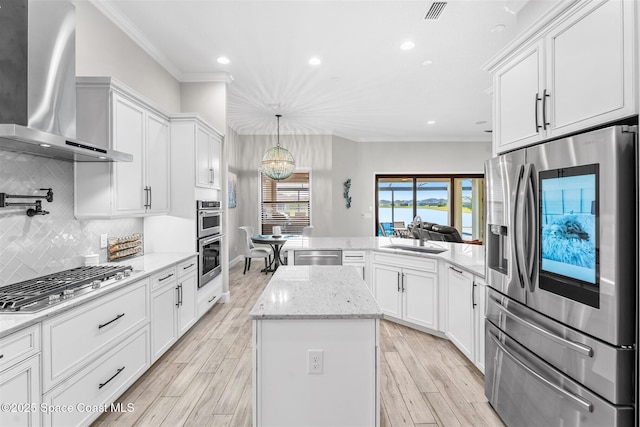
[382,244,447,254]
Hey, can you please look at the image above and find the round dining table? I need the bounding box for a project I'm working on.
[251,235,288,273]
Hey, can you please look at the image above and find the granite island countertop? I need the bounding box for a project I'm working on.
[250,265,383,320]
[0,252,196,339]
[282,236,485,277]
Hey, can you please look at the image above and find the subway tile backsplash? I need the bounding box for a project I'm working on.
[0,150,142,286]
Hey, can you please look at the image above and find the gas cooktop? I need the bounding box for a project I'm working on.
[0,265,135,313]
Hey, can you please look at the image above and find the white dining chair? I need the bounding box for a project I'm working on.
[302,226,314,237]
[239,227,271,274]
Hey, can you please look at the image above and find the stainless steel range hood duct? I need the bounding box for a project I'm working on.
[0,0,132,162]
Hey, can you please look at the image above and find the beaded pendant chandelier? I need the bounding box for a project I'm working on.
[261,114,295,181]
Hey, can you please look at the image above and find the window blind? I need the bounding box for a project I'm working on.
[260,172,310,235]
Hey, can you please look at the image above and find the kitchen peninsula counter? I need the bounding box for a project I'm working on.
[251,265,381,426]
[283,236,485,277]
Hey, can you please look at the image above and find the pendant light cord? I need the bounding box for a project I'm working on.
[276,114,281,147]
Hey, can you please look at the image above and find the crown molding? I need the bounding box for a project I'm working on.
[357,136,492,143]
[181,72,234,84]
[89,0,185,81]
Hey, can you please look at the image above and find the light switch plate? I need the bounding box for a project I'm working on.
[100,234,108,249]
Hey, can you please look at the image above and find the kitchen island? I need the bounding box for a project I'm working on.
[250,265,382,427]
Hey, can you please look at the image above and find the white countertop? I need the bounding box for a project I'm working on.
[250,266,383,320]
[0,252,196,339]
[283,237,485,277]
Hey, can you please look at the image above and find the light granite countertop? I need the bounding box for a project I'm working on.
[0,252,196,339]
[250,266,383,320]
[282,236,485,278]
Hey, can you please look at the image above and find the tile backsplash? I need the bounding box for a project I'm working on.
[0,150,142,286]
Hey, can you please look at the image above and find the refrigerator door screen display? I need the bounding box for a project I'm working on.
[539,164,599,307]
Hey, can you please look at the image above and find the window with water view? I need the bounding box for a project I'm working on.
[376,175,484,242]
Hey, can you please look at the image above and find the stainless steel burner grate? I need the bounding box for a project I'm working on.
[0,265,133,312]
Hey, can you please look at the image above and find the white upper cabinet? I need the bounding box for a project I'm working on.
[75,77,171,218]
[196,125,222,189]
[488,0,637,154]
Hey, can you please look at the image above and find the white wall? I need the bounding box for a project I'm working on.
[181,83,227,133]
[76,0,181,112]
[232,135,491,238]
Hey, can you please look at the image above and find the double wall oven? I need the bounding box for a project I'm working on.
[484,125,637,426]
[197,200,222,288]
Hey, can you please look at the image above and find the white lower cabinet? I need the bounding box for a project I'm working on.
[342,251,367,285]
[150,260,198,362]
[42,279,149,392]
[371,253,438,331]
[0,324,42,427]
[444,264,474,360]
[42,326,150,427]
[443,263,486,373]
[197,274,224,319]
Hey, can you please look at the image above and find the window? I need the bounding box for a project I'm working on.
[376,174,484,241]
[260,172,310,235]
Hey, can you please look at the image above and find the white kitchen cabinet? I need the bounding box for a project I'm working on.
[371,252,438,331]
[473,277,487,374]
[488,0,637,154]
[75,77,171,218]
[443,263,487,372]
[0,325,41,427]
[197,274,224,319]
[196,125,222,189]
[342,251,367,284]
[42,278,149,392]
[444,264,474,360]
[0,355,41,427]
[150,260,197,362]
[42,326,149,427]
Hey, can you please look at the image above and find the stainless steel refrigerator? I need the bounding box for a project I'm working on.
[484,125,637,426]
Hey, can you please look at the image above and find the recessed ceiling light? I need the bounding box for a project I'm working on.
[217,56,230,64]
[308,57,321,66]
[422,59,434,66]
[427,120,436,125]
[39,143,51,148]
[98,156,106,160]
[491,24,506,33]
[400,41,415,51]
[475,120,487,125]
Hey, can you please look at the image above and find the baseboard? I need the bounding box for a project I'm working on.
[221,291,231,303]
[229,255,243,268]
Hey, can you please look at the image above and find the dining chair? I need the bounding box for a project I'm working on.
[302,226,314,237]
[240,226,274,258]
[239,227,271,274]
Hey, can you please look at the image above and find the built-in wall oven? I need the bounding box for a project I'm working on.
[197,200,222,287]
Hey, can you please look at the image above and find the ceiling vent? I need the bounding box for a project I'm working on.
[424,2,447,20]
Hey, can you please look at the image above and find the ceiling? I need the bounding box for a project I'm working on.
[92,0,524,142]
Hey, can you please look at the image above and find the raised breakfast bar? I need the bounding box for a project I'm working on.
[250,265,383,427]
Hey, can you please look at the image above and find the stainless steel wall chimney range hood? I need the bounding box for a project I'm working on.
[0,0,132,162]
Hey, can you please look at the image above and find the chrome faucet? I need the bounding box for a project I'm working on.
[412,215,425,246]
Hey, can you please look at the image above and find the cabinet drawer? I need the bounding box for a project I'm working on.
[342,251,366,264]
[0,324,40,371]
[42,279,149,391]
[372,252,438,272]
[150,266,177,291]
[43,326,149,427]
[177,257,197,279]
[198,275,223,319]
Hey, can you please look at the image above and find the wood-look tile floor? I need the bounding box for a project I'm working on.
[93,263,505,427]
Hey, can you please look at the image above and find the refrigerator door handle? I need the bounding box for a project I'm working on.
[516,163,536,292]
[523,163,537,292]
[513,165,526,289]
[491,296,594,357]
[489,332,594,413]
